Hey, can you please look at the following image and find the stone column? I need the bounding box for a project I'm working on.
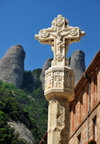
[70,108,74,135]
[77,101,81,127]
[48,98,69,144]
[44,66,75,144]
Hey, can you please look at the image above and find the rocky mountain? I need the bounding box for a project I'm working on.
[8,121,35,144]
[0,45,25,88]
[70,50,86,84]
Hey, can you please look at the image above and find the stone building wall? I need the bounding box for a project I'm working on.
[69,51,100,144]
[69,106,100,144]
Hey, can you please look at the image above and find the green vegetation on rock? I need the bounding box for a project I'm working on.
[0,68,48,144]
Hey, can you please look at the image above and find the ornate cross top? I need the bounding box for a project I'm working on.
[35,15,85,66]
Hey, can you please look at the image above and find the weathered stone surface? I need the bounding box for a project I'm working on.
[45,66,75,101]
[48,98,69,144]
[70,50,85,84]
[0,45,25,88]
[8,121,35,144]
[35,15,85,67]
[40,58,53,89]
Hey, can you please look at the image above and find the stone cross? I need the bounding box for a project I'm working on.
[35,15,85,144]
[35,15,85,66]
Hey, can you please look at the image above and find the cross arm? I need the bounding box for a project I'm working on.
[35,28,56,45]
[62,27,85,44]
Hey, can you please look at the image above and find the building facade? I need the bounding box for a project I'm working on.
[69,51,100,144]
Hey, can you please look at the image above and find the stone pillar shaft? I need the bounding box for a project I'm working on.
[44,65,74,144]
[48,98,69,144]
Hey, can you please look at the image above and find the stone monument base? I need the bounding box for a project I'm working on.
[45,66,75,101]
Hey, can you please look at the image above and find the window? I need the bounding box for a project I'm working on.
[93,116,97,141]
[77,134,81,144]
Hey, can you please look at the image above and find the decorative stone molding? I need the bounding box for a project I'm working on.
[44,66,75,101]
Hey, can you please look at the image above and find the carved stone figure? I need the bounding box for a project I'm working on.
[35,15,85,66]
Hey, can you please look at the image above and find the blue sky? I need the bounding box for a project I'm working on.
[0,0,100,70]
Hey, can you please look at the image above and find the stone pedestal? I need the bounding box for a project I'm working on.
[44,66,75,101]
[48,98,69,144]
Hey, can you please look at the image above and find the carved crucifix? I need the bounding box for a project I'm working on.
[35,15,85,144]
[35,15,85,66]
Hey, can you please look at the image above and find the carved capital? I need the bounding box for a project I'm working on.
[44,66,75,101]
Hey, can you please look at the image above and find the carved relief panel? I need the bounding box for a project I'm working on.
[45,71,53,90]
[54,71,63,88]
[65,71,73,90]
[45,66,75,101]
[57,101,65,127]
